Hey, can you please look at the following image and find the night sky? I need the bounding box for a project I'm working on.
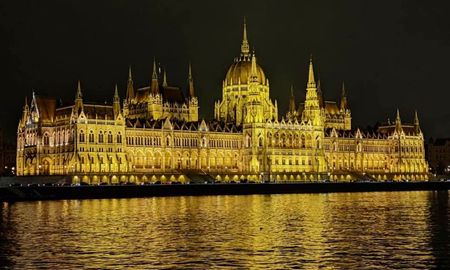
[1,0,450,140]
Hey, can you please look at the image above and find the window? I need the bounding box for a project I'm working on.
[117,132,122,144]
[108,132,113,143]
[98,131,104,143]
[89,131,94,143]
[79,130,85,143]
[43,133,49,145]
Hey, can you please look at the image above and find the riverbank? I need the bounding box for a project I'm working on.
[1,181,449,202]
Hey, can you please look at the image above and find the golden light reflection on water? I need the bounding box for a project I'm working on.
[0,191,449,269]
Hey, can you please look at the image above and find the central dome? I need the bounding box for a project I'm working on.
[225,56,266,86]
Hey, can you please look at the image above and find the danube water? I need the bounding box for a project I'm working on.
[1,191,449,269]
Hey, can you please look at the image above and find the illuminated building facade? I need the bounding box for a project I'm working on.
[427,138,450,175]
[16,21,429,183]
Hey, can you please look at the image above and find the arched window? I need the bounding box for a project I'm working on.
[98,131,104,143]
[108,132,113,143]
[301,134,306,148]
[117,132,122,144]
[43,133,49,145]
[259,137,263,147]
[79,130,85,143]
[89,131,94,143]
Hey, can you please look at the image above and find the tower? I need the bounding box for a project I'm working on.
[340,81,352,130]
[395,108,403,133]
[187,62,199,122]
[317,79,324,108]
[113,84,121,119]
[302,56,323,127]
[126,66,134,102]
[151,58,159,95]
[74,80,83,114]
[162,70,168,88]
[300,56,327,174]
[340,82,348,111]
[21,96,29,127]
[414,110,421,134]
[188,62,195,97]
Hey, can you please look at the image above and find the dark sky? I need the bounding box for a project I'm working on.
[1,0,450,140]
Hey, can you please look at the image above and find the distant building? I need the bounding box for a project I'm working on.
[0,129,16,175]
[15,20,429,183]
[427,138,450,174]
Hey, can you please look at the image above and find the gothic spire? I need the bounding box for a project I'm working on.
[152,58,158,80]
[241,17,250,56]
[340,81,348,110]
[307,55,316,88]
[414,110,421,133]
[114,84,119,102]
[126,66,135,101]
[74,80,84,113]
[317,79,324,108]
[289,85,296,113]
[113,84,121,118]
[151,58,159,94]
[188,62,195,97]
[75,80,82,100]
[395,108,403,132]
[163,70,168,87]
[24,96,29,111]
[249,52,258,83]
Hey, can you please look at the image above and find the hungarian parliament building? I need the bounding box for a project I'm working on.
[16,21,429,183]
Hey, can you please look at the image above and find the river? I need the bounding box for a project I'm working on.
[1,191,449,269]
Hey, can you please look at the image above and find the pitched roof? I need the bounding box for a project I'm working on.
[35,96,57,122]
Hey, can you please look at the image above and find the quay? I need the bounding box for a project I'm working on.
[1,181,449,202]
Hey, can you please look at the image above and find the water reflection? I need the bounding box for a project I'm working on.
[0,192,449,269]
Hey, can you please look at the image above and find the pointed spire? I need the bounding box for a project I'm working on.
[241,17,250,56]
[317,79,324,108]
[289,85,296,113]
[24,96,29,111]
[188,62,193,81]
[151,58,159,94]
[76,80,82,99]
[414,110,421,133]
[113,84,121,118]
[395,108,403,132]
[152,58,158,80]
[114,84,119,101]
[249,52,259,83]
[74,80,84,113]
[340,81,348,110]
[163,70,168,87]
[307,55,316,88]
[414,110,419,125]
[126,66,135,101]
[396,108,401,123]
[188,62,195,97]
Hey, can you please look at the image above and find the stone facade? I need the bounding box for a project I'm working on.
[15,20,429,183]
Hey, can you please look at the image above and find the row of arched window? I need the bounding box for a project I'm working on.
[79,130,122,144]
[127,136,162,146]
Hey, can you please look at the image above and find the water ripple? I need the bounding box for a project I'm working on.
[0,191,449,269]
